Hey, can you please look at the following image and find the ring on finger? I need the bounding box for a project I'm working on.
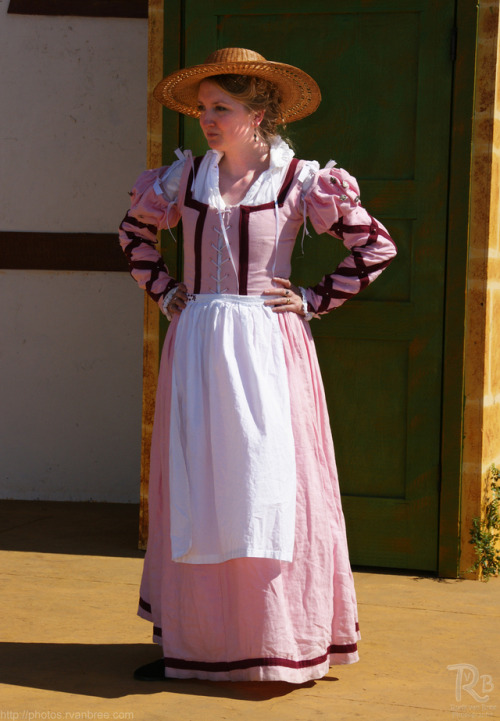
[286,298,291,304]
[284,289,290,296]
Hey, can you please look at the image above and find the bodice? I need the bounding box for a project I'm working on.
[179,157,306,295]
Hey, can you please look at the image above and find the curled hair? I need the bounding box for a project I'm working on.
[207,74,290,145]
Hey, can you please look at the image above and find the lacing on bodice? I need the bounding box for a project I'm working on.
[210,212,231,294]
[211,207,239,294]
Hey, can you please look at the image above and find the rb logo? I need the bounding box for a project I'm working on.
[447,663,494,703]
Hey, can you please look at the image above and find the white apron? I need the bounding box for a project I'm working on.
[169,294,297,564]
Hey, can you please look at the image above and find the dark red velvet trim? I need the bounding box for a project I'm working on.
[238,208,250,295]
[162,641,358,672]
[184,157,207,294]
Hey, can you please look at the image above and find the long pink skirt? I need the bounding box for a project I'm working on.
[138,308,360,683]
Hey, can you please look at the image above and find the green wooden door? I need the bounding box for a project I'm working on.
[174,0,455,571]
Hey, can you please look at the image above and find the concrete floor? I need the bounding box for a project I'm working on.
[0,500,499,721]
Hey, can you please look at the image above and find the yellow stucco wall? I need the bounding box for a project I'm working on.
[461,0,500,577]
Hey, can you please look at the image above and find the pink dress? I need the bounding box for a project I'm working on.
[119,143,396,682]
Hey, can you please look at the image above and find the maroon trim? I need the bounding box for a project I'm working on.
[139,596,151,614]
[359,257,393,276]
[239,158,300,214]
[183,157,207,294]
[330,219,393,245]
[311,214,396,313]
[330,218,372,240]
[351,217,380,286]
[183,156,204,206]
[119,213,176,303]
[313,284,358,312]
[122,213,158,238]
[143,259,167,301]
[238,210,250,295]
[162,641,357,673]
[277,158,300,205]
[329,642,359,655]
[330,256,392,278]
[193,212,206,294]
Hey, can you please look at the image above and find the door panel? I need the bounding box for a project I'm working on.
[180,0,454,570]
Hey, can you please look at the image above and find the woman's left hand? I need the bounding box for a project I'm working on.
[262,277,305,315]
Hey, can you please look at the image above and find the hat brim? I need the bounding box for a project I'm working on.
[153,60,321,124]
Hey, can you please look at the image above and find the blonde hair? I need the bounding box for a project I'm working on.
[208,74,289,145]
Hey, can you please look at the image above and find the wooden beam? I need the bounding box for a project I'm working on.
[138,0,165,551]
[8,0,147,18]
[0,231,128,272]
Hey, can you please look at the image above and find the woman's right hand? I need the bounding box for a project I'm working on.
[167,283,188,316]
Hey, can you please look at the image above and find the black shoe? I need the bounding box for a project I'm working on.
[133,658,170,681]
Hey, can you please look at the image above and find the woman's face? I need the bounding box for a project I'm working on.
[197,79,256,154]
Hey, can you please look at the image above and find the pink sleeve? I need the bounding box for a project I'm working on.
[303,166,397,315]
[118,167,182,309]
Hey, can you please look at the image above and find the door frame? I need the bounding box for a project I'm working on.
[438,0,478,577]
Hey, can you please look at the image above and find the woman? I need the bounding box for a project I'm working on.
[119,47,396,684]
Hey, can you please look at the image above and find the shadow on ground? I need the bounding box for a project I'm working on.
[0,501,143,558]
[0,642,319,700]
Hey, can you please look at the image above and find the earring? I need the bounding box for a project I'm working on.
[254,127,257,142]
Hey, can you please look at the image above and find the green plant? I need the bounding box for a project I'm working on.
[469,464,500,580]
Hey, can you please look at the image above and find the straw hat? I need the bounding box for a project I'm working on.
[153,47,321,124]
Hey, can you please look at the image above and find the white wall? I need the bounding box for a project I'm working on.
[0,271,144,502]
[1,7,148,232]
[0,7,150,501]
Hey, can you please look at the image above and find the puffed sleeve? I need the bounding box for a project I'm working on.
[302,164,397,315]
[118,161,184,310]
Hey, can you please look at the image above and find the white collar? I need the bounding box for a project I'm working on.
[207,135,294,169]
[267,135,295,170]
[201,136,295,210]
